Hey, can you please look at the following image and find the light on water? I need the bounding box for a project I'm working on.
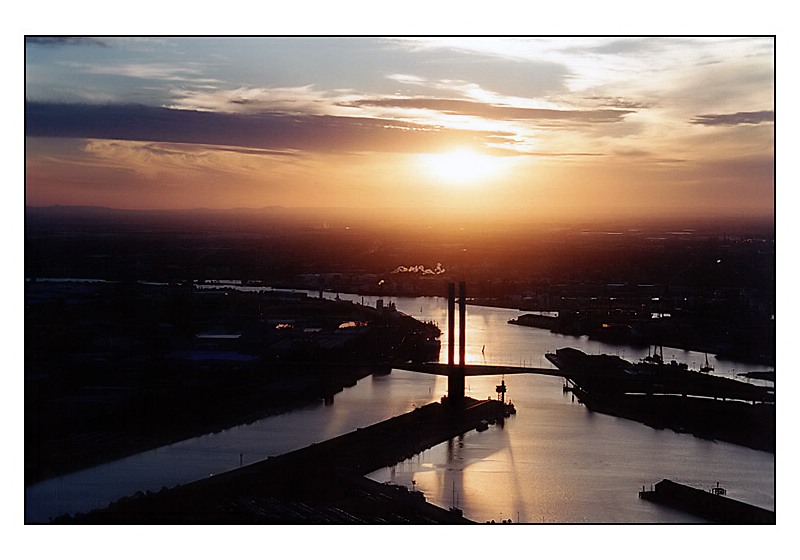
[25,292,774,523]
[369,373,773,523]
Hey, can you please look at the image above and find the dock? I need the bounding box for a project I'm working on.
[639,479,775,524]
[546,347,774,403]
[55,397,508,523]
[545,347,775,451]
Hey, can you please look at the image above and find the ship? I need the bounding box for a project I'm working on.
[545,347,773,403]
[545,348,775,452]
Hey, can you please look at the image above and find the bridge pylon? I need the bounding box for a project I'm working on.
[447,281,466,407]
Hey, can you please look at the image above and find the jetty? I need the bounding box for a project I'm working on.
[639,479,774,524]
[55,397,508,523]
[545,347,775,451]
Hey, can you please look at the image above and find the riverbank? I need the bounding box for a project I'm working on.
[507,310,775,367]
[52,399,506,523]
[26,362,382,486]
[549,348,775,452]
[577,392,775,452]
[25,281,440,485]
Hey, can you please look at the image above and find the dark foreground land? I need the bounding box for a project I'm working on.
[52,399,506,524]
[25,280,439,485]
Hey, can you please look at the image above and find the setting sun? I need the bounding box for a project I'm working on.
[418,149,511,186]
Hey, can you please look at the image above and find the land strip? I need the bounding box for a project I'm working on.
[25,281,439,485]
[55,399,506,523]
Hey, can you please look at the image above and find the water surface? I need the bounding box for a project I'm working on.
[25,291,774,523]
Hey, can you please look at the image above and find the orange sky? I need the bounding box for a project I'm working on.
[25,37,775,223]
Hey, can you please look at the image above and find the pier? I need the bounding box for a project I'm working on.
[545,347,775,451]
[58,398,507,523]
[546,348,774,403]
[639,479,775,524]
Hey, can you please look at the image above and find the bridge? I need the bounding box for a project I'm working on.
[395,281,564,407]
[391,361,559,378]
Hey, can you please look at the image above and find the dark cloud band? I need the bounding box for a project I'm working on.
[690,111,774,126]
[26,36,108,48]
[341,97,635,124]
[25,102,516,154]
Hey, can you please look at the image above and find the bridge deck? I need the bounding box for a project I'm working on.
[392,362,561,377]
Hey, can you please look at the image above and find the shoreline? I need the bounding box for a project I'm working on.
[25,363,381,487]
[52,399,507,523]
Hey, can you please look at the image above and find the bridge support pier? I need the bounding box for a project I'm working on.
[447,282,466,407]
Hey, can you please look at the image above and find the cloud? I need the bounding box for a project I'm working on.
[573,37,672,56]
[582,96,652,110]
[341,97,635,124]
[166,85,329,114]
[80,62,218,84]
[25,102,516,155]
[382,39,569,99]
[26,36,108,48]
[690,110,774,126]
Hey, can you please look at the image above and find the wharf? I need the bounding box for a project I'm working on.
[548,348,774,451]
[57,398,507,523]
[639,479,775,524]
[546,348,774,403]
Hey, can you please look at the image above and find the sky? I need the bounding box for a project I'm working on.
[24,36,775,222]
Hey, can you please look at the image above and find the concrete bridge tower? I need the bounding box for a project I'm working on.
[447,281,466,406]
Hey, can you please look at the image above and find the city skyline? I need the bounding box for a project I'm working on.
[25,36,774,222]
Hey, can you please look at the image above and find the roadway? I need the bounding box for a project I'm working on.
[391,362,561,377]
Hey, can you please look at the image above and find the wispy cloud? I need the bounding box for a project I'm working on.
[690,110,775,126]
[81,140,300,178]
[80,62,218,83]
[582,96,652,110]
[166,85,335,114]
[341,97,635,124]
[26,36,108,48]
[386,73,543,105]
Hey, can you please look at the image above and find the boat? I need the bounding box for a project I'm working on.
[639,479,773,523]
[700,353,715,373]
[545,347,773,403]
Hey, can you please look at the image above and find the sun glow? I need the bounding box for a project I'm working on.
[418,149,510,186]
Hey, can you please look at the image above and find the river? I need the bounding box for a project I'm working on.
[24,289,775,523]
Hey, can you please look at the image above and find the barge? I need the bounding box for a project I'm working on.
[639,479,774,524]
